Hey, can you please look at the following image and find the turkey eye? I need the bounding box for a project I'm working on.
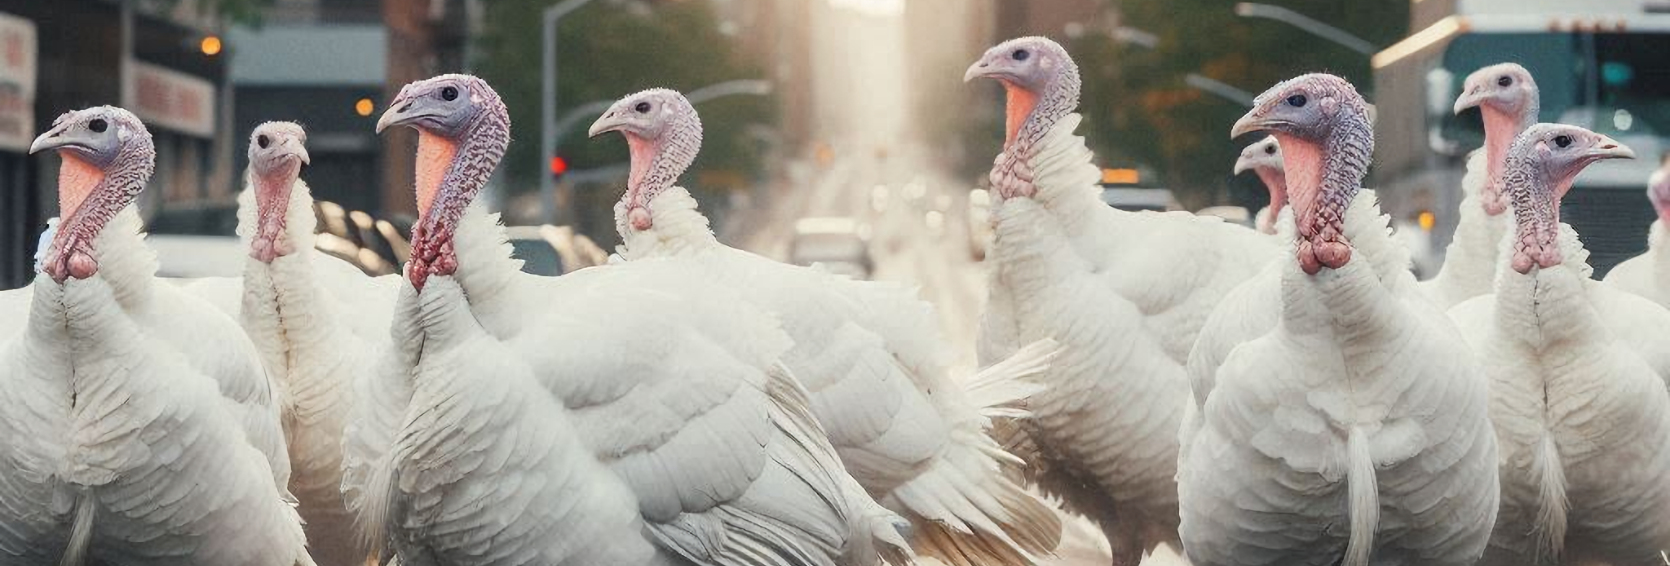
[441,86,459,101]
[1554,135,1572,148]
[1498,76,1513,87]
[87,119,107,133]
[257,135,270,149]
[1286,94,1307,107]
[1264,144,1277,155]
[1012,49,1030,61]
[634,102,652,113]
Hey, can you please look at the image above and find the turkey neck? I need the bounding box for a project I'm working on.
[990,60,1080,204]
[408,98,509,293]
[617,114,702,248]
[1280,110,1372,275]
[1255,167,1288,222]
[45,139,155,286]
[1502,147,1567,274]
[1479,102,1537,217]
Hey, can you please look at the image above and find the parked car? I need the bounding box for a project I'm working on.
[1098,187,1183,212]
[504,225,610,276]
[788,217,874,280]
[146,234,246,278]
[967,188,992,260]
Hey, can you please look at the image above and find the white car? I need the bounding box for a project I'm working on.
[146,234,246,278]
[789,217,874,280]
[504,225,609,277]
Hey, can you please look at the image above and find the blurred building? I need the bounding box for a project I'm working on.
[228,0,386,216]
[0,0,230,289]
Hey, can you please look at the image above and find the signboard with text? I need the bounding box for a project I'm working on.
[0,12,35,153]
[124,60,215,138]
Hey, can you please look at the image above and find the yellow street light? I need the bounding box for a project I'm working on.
[355,98,375,117]
[200,35,223,56]
[1417,210,1436,232]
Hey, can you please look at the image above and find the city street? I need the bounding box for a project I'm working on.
[721,147,1189,566]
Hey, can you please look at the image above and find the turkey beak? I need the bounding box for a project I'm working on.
[1230,111,1271,140]
[285,136,311,166]
[964,53,1007,83]
[588,110,626,139]
[1592,135,1635,160]
[1453,87,1486,115]
[1233,153,1255,175]
[29,122,89,155]
[376,96,428,134]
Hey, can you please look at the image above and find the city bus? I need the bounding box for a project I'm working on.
[1372,0,1669,277]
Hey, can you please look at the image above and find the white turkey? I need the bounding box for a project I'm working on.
[1604,153,1670,308]
[0,106,312,565]
[1176,74,1499,566]
[1233,136,1287,235]
[589,87,1062,566]
[181,121,397,566]
[1444,123,1670,566]
[343,74,912,566]
[1421,63,1539,310]
[964,36,1282,565]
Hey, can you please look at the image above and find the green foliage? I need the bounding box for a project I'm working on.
[476,0,775,195]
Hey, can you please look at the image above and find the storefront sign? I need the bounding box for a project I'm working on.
[0,12,36,153]
[124,60,215,138]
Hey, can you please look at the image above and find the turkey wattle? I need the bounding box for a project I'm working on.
[1445,123,1670,566]
[591,87,1064,566]
[0,107,313,566]
[1421,63,1539,310]
[344,74,912,566]
[1178,74,1500,566]
[965,36,1281,566]
[1233,136,1288,235]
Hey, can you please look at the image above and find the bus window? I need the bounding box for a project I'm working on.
[1584,33,1670,138]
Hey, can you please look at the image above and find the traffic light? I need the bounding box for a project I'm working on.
[549,155,569,180]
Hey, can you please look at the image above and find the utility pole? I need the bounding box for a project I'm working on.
[381,0,435,218]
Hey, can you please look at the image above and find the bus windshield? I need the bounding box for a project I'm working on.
[1440,32,1670,145]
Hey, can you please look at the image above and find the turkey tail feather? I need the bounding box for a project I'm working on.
[962,339,1057,421]
[1531,434,1568,563]
[359,450,399,564]
[57,490,95,566]
[887,339,1063,566]
[1344,426,1379,566]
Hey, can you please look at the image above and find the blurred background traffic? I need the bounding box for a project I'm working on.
[1,0,1666,355]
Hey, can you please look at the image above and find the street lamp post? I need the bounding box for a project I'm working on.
[1185,73,1255,108]
[1233,2,1377,56]
[541,0,603,225]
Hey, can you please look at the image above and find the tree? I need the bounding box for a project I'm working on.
[475,0,774,203]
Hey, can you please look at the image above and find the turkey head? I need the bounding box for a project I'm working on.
[1502,123,1634,273]
[1232,73,1373,275]
[588,88,703,234]
[376,74,510,291]
[247,121,311,263]
[29,106,155,283]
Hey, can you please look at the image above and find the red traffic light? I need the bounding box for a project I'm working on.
[549,156,570,176]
